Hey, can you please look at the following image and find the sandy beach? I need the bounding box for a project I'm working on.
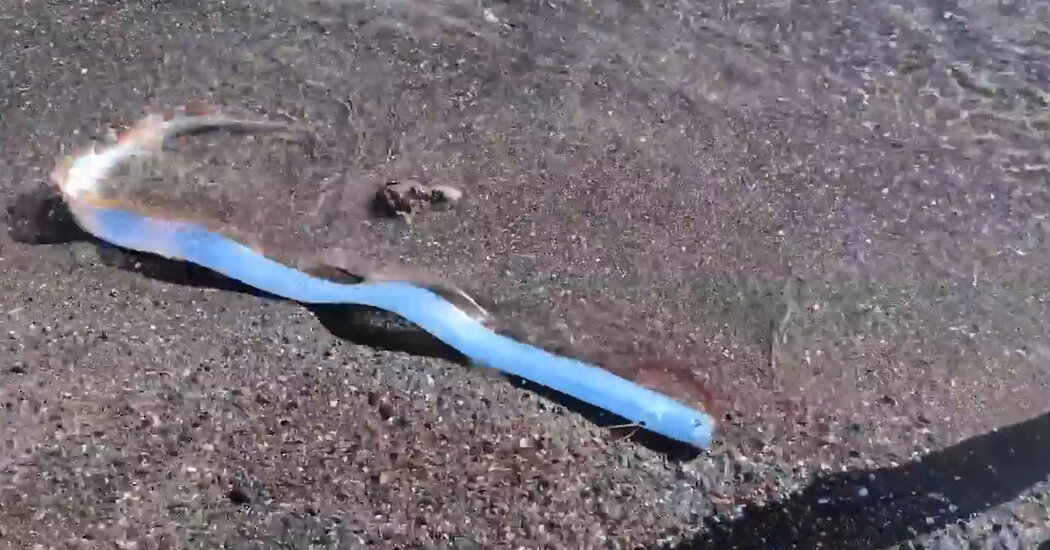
[2,0,1049,547]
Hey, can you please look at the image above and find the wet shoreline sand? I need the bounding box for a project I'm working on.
[2,0,1049,547]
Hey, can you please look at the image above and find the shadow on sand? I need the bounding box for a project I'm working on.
[12,186,1050,543]
[5,185,700,460]
[667,408,1050,549]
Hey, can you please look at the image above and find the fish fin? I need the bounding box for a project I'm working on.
[299,260,367,285]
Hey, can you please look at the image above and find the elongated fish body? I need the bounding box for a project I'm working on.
[51,107,717,449]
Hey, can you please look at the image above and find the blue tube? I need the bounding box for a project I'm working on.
[74,202,716,448]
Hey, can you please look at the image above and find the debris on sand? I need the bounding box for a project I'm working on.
[374,179,463,223]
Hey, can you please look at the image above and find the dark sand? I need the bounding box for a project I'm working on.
[2,0,1049,548]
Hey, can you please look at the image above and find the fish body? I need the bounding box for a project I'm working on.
[50,105,717,449]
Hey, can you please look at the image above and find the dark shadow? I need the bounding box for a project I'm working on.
[507,376,702,461]
[667,409,1050,549]
[1039,538,1050,550]
[309,303,468,364]
[6,183,91,245]
[5,186,697,459]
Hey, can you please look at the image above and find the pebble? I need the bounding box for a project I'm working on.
[374,180,463,222]
[228,485,252,505]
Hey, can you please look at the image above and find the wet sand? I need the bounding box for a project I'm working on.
[2,0,1049,547]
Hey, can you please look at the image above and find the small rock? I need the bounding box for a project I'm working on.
[374,179,463,222]
[450,535,480,550]
[228,485,253,505]
[378,402,395,421]
[9,364,26,374]
[428,185,463,210]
